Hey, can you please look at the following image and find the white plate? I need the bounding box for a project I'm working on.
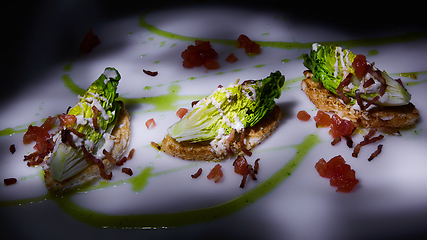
[1,3,427,240]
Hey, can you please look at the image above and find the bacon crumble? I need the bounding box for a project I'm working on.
[121,167,133,176]
[143,69,158,76]
[331,136,341,146]
[254,158,260,174]
[81,146,112,180]
[239,128,252,156]
[368,144,383,161]
[102,149,116,163]
[226,129,236,156]
[92,106,99,131]
[352,129,384,159]
[116,148,135,166]
[191,168,203,178]
[151,141,161,151]
[9,144,16,154]
[4,178,17,186]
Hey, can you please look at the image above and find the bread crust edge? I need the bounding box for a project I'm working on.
[43,101,131,194]
[301,71,419,129]
[161,104,282,161]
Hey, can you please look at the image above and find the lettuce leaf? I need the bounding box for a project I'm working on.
[303,44,411,106]
[49,67,121,182]
[168,71,285,143]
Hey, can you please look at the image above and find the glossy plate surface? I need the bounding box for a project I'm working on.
[1,3,427,240]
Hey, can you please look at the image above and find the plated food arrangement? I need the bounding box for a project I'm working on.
[1,6,426,239]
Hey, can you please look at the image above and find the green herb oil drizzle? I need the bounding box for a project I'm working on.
[0,134,320,228]
[139,15,427,49]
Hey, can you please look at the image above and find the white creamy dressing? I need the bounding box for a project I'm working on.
[242,85,257,101]
[94,132,115,159]
[334,46,352,79]
[102,69,118,84]
[357,72,382,94]
[312,43,321,51]
[205,80,259,154]
[210,128,228,155]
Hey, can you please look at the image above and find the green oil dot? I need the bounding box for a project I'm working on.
[368,50,379,56]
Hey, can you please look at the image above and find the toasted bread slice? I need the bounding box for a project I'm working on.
[301,71,419,129]
[44,101,131,194]
[162,105,282,161]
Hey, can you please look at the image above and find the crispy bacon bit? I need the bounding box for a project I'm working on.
[191,100,199,107]
[336,89,351,104]
[145,118,156,129]
[191,168,203,178]
[355,90,364,109]
[344,135,353,148]
[121,167,133,176]
[367,66,387,97]
[239,128,252,156]
[395,78,408,91]
[9,144,16,154]
[338,73,353,90]
[240,164,257,188]
[225,53,238,63]
[234,156,259,188]
[352,130,384,158]
[360,134,384,146]
[364,129,377,140]
[331,136,341,146]
[315,155,359,193]
[4,178,17,186]
[116,148,135,166]
[92,106,99,131]
[80,28,100,53]
[23,116,57,145]
[226,129,237,155]
[248,165,257,181]
[207,164,223,183]
[176,108,188,119]
[67,127,84,138]
[254,158,260,174]
[61,128,77,149]
[127,148,135,160]
[240,170,248,188]
[368,144,383,161]
[352,144,362,158]
[102,149,116,163]
[151,141,161,151]
[363,78,375,88]
[143,69,158,76]
[81,146,112,180]
[297,110,311,122]
[24,152,45,166]
[363,95,380,110]
[23,116,57,166]
[379,82,387,97]
[336,73,352,104]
